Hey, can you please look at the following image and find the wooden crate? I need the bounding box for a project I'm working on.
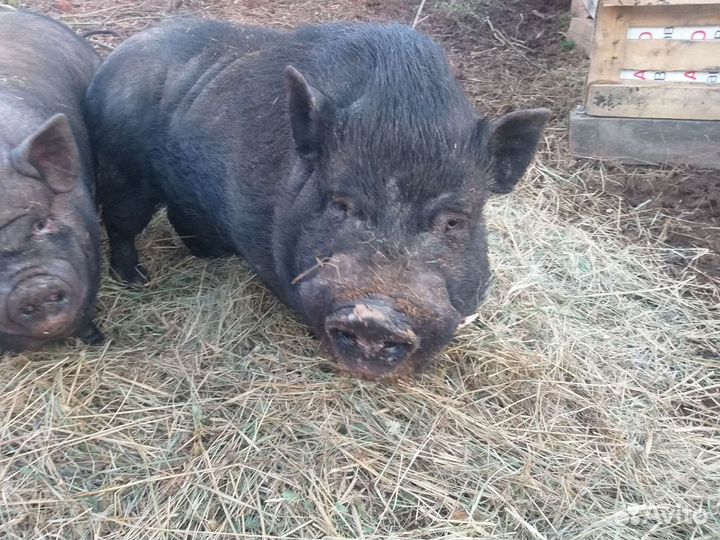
[585,0,720,120]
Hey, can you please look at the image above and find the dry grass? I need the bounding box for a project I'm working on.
[1,1,719,539]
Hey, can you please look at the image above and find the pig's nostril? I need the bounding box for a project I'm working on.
[21,303,38,316]
[43,289,69,316]
[382,341,408,353]
[337,330,357,346]
[46,291,66,304]
[380,341,413,363]
[329,328,358,352]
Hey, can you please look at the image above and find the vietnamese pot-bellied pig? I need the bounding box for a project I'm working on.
[0,9,103,352]
[86,19,549,378]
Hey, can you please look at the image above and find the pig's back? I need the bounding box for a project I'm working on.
[0,10,100,197]
[86,20,282,136]
[0,10,99,127]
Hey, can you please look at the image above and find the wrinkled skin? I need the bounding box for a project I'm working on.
[86,20,549,378]
[0,10,102,353]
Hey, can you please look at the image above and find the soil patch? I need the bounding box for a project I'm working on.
[601,167,720,282]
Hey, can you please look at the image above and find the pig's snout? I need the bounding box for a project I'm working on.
[325,298,419,375]
[6,273,80,338]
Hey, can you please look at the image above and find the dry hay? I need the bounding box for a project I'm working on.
[1,1,719,539]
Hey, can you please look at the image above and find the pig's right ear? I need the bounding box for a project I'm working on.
[11,113,79,194]
[285,66,335,160]
[483,108,550,195]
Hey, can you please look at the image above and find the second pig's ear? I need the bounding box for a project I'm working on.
[285,65,336,161]
[11,113,80,194]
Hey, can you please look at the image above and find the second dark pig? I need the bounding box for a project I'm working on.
[0,9,103,353]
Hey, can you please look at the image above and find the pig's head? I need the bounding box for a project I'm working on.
[0,114,95,352]
[275,66,549,379]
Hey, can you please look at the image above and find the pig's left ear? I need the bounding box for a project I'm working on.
[11,113,79,194]
[285,66,336,160]
[483,108,550,194]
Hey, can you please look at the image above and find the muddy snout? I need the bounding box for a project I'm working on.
[5,269,82,338]
[325,298,419,373]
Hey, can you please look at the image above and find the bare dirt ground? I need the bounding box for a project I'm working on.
[1,1,719,539]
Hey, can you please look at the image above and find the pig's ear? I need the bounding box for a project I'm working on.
[483,108,550,194]
[11,113,79,194]
[285,65,335,160]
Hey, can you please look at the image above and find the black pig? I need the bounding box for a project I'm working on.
[86,20,549,378]
[0,10,102,352]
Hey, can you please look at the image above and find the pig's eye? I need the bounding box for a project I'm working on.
[331,199,349,214]
[32,218,51,235]
[434,213,468,234]
[446,218,461,229]
[328,196,359,220]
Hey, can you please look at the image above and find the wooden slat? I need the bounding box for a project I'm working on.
[586,83,720,119]
[623,40,720,71]
[587,6,629,83]
[624,5,720,25]
[571,0,591,17]
[568,17,596,57]
[569,108,720,169]
[604,0,720,6]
